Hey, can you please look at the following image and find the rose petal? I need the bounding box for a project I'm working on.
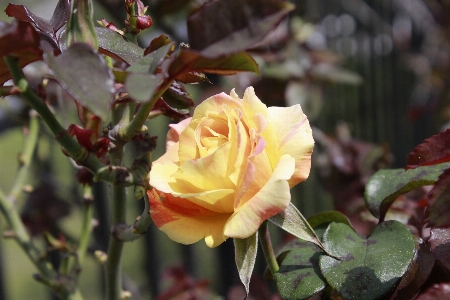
[224,154,295,238]
[166,117,191,151]
[148,189,230,247]
[265,105,314,186]
[150,162,178,192]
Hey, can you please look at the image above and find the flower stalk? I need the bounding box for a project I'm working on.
[258,221,279,275]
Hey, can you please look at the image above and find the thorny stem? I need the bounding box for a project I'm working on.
[0,113,86,299]
[258,221,279,275]
[4,56,104,171]
[0,113,52,276]
[3,56,148,187]
[115,195,152,242]
[77,185,94,266]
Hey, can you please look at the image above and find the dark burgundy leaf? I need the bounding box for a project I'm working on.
[45,43,115,120]
[416,283,450,300]
[144,34,173,56]
[160,81,194,113]
[187,0,294,57]
[0,21,43,84]
[406,129,450,169]
[97,27,144,65]
[391,242,435,300]
[429,228,450,272]
[5,4,53,34]
[50,0,70,32]
[168,49,259,80]
[425,169,450,227]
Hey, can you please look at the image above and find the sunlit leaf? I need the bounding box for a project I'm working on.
[274,239,327,299]
[320,221,415,300]
[187,0,294,57]
[269,203,326,252]
[364,162,450,221]
[425,169,450,227]
[390,241,435,300]
[45,43,114,120]
[406,129,450,169]
[97,28,144,65]
[0,21,42,84]
[234,233,258,298]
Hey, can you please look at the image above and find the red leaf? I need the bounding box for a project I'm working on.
[429,228,450,273]
[406,129,450,169]
[0,21,43,84]
[5,4,53,33]
[425,168,450,228]
[68,124,95,150]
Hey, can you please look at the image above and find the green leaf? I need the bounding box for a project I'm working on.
[307,211,352,229]
[45,43,114,120]
[127,43,173,74]
[66,0,97,49]
[269,203,327,253]
[168,49,259,80]
[187,0,294,57]
[364,162,450,221]
[274,239,327,300]
[97,28,144,65]
[390,241,435,300]
[125,73,162,103]
[319,221,416,300]
[234,233,258,297]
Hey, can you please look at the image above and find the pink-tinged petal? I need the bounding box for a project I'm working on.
[153,142,180,165]
[148,189,230,247]
[194,92,243,120]
[264,105,314,186]
[241,87,268,126]
[166,117,192,151]
[224,154,295,238]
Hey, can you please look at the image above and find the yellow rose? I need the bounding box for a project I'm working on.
[148,87,314,247]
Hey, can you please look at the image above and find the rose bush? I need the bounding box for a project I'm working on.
[148,87,314,247]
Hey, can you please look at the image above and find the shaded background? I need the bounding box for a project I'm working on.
[1,0,449,299]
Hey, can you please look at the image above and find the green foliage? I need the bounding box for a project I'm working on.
[274,239,327,299]
[365,162,450,221]
[320,221,415,299]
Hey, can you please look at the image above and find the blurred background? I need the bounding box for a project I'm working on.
[1,0,450,299]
